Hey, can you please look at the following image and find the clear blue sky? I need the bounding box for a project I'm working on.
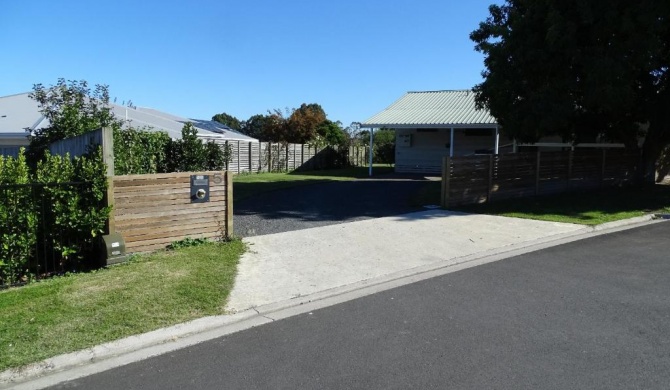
[1,0,500,128]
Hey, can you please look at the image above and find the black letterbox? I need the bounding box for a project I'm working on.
[190,175,210,203]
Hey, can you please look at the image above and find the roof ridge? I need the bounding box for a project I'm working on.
[0,92,32,100]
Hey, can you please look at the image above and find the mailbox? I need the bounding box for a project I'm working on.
[190,175,210,203]
[99,233,127,266]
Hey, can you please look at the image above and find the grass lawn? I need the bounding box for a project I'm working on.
[0,240,245,372]
[233,165,394,201]
[411,181,670,225]
[457,184,670,225]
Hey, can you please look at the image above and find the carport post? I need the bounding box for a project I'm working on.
[369,128,374,177]
[449,128,454,157]
[494,125,500,155]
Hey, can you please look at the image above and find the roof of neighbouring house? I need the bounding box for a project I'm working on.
[0,92,258,142]
[361,90,498,129]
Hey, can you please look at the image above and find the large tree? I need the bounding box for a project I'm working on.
[471,0,670,181]
[241,114,272,140]
[262,103,328,143]
[211,112,242,131]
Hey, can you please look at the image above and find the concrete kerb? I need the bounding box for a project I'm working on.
[1,214,664,390]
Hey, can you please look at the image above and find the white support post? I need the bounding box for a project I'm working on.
[368,128,374,177]
[449,127,455,157]
[513,139,518,153]
[494,125,500,155]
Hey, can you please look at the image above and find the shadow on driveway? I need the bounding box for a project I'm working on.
[233,177,436,237]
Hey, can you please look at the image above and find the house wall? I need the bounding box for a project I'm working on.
[0,137,29,147]
[395,128,496,174]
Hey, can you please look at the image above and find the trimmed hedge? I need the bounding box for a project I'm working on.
[0,149,110,285]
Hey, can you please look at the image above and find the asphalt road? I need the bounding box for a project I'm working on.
[233,178,429,237]
[50,222,670,390]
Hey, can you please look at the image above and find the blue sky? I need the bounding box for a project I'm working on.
[1,0,499,128]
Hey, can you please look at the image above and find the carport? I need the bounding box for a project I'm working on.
[359,90,501,174]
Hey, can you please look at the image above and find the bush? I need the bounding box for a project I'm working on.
[114,123,232,175]
[0,149,110,285]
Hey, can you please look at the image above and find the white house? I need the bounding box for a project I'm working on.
[361,90,502,174]
[0,92,257,156]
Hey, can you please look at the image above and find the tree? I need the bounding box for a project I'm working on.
[471,0,670,181]
[28,79,122,163]
[286,103,327,143]
[241,114,272,140]
[212,112,242,131]
[315,120,347,146]
[260,103,328,143]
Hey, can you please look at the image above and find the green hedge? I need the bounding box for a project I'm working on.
[113,123,231,175]
[0,149,110,285]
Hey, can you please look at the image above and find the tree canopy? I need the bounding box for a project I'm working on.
[471,0,669,179]
[28,79,123,162]
[211,112,242,131]
[261,103,329,143]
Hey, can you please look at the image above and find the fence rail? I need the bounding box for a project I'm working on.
[441,150,639,207]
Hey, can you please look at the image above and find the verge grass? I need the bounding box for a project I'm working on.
[412,181,670,225]
[0,240,245,371]
[233,165,394,201]
[456,184,670,225]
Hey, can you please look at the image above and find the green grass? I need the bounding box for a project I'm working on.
[410,181,670,225]
[0,240,245,371]
[233,165,395,201]
[456,185,670,225]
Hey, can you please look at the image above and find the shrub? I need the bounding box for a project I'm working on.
[0,149,110,285]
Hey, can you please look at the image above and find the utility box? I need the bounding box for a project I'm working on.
[99,233,127,266]
[190,175,210,203]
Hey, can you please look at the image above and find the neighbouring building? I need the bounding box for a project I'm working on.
[0,92,257,156]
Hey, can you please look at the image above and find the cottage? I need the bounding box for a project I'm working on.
[361,90,502,174]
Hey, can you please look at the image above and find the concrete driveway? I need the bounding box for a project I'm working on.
[226,209,590,313]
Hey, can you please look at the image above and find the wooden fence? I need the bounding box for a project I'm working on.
[111,171,233,253]
[441,150,639,207]
[205,139,368,173]
[45,128,369,253]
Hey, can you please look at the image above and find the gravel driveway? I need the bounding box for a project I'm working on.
[233,177,432,237]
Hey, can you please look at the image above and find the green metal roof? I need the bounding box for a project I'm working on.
[361,90,498,128]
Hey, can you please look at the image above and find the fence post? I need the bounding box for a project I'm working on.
[487,154,494,203]
[224,140,231,171]
[101,127,116,234]
[225,171,234,238]
[286,144,290,171]
[247,142,252,173]
[535,150,541,195]
[441,156,451,208]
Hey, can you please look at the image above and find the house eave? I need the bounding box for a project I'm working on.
[360,123,499,129]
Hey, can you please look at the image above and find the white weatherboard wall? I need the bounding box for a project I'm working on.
[395,129,495,174]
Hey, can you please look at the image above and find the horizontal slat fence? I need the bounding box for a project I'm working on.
[112,171,233,253]
[442,150,639,207]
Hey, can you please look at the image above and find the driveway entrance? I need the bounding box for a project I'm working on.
[233,176,434,237]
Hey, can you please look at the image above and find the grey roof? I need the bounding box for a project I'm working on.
[0,93,257,142]
[361,90,498,129]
